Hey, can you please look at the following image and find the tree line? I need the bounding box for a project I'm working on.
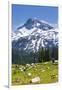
[12,46,58,64]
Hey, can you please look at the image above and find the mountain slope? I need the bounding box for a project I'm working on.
[12,18,58,53]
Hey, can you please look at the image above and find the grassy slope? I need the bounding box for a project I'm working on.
[12,62,58,85]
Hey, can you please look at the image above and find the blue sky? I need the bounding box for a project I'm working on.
[12,4,58,31]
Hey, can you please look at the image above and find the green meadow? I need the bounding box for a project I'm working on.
[12,61,58,85]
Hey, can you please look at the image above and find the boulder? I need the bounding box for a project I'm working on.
[31,77,40,83]
[31,63,34,66]
[55,60,58,63]
[19,68,23,71]
[26,64,30,67]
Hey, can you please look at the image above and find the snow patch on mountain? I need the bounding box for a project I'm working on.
[12,18,58,53]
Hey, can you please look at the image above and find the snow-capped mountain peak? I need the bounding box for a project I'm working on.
[12,18,58,53]
[17,18,54,30]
